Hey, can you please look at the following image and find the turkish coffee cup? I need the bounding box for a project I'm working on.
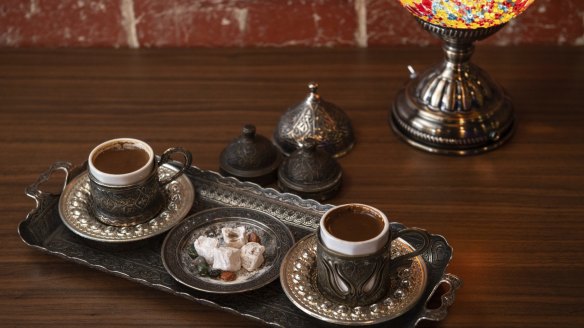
[87,138,192,227]
[316,203,430,307]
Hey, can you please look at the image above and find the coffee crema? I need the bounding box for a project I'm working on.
[324,208,384,242]
[93,147,150,175]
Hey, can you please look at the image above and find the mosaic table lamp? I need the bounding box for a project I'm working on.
[391,0,534,155]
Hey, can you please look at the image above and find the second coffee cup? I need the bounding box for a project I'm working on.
[88,138,192,227]
[316,203,430,307]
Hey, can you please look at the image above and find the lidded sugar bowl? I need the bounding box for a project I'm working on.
[273,82,355,158]
[220,124,282,185]
[277,139,342,201]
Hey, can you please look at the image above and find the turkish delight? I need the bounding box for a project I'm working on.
[240,242,265,271]
[221,226,247,249]
[212,246,242,272]
[194,235,219,265]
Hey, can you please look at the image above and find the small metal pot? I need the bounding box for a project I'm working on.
[277,139,342,201]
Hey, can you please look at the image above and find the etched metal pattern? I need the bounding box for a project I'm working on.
[191,171,330,231]
[279,144,341,187]
[221,125,280,171]
[316,240,392,307]
[277,140,342,201]
[20,162,461,327]
[59,165,194,242]
[281,234,426,325]
[90,171,164,226]
[315,227,430,308]
[162,207,295,293]
[274,99,354,158]
[273,83,355,158]
[219,125,281,185]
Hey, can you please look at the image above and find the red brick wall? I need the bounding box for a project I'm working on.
[1,0,582,48]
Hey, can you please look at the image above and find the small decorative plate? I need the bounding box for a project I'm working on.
[280,234,427,326]
[162,207,295,293]
[58,164,194,243]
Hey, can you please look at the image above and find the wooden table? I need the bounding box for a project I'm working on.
[1,47,583,327]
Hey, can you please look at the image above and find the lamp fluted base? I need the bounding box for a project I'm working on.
[390,70,515,155]
[390,20,515,155]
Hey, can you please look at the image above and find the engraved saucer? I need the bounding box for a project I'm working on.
[162,207,295,293]
[58,164,194,243]
[280,234,427,326]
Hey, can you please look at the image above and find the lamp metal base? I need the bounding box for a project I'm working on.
[390,20,515,155]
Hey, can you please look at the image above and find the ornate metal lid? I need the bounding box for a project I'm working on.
[220,124,282,185]
[273,82,355,158]
[277,139,342,201]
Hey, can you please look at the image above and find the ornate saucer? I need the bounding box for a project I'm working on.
[58,164,194,243]
[280,234,427,326]
[162,207,295,293]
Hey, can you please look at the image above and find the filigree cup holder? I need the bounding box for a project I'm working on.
[391,19,514,155]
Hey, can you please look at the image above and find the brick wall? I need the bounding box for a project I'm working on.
[1,0,582,48]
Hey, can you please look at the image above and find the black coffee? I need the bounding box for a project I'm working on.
[324,208,384,242]
[93,147,150,174]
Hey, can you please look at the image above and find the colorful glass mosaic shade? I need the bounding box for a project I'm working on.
[399,0,534,29]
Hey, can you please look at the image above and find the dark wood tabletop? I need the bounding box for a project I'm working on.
[1,46,583,327]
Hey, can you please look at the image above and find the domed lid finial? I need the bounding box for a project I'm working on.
[242,124,256,139]
[307,82,320,102]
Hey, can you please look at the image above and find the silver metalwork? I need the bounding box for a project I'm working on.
[161,207,294,293]
[89,147,192,227]
[282,234,427,325]
[316,227,430,307]
[219,124,282,185]
[21,162,461,327]
[274,82,355,158]
[59,163,194,243]
[89,169,164,227]
[391,19,514,155]
[278,139,342,201]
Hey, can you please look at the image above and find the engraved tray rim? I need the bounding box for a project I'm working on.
[19,161,461,328]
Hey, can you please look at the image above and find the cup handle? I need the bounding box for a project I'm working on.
[157,147,192,186]
[389,227,431,270]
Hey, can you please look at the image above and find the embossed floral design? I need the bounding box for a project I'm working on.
[282,234,427,324]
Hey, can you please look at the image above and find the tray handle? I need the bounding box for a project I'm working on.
[415,273,463,325]
[25,161,74,208]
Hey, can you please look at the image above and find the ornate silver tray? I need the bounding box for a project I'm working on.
[162,207,295,293]
[19,161,461,327]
